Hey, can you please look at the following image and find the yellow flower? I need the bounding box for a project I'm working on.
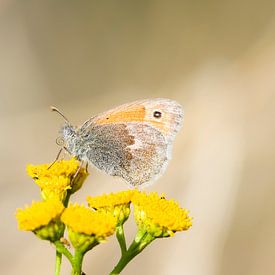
[62,203,116,236]
[132,191,192,238]
[35,176,71,201]
[87,190,134,225]
[26,158,88,201]
[15,200,65,241]
[61,203,116,252]
[27,158,80,178]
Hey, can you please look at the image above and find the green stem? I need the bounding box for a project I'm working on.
[64,192,72,207]
[55,250,62,275]
[109,248,139,275]
[72,249,85,275]
[54,241,74,267]
[110,231,155,275]
[116,225,127,255]
[54,192,72,273]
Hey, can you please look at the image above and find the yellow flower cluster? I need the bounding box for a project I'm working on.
[16,158,192,250]
[26,158,88,201]
[132,192,192,237]
[88,190,192,237]
[61,203,116,237]
[15,158,90,243]
[16,200,64,231]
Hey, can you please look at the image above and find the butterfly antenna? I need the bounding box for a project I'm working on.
[51,106,70,124]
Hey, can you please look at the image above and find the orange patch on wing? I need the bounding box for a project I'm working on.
[148,119,168,134]
[95,105,146,124]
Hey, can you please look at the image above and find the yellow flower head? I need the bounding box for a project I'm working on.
[26,158,88,201]
[27,158,80,179]
[87,190,134,226]
[15,200,65,241]
[132,191,192,238]
[61,203,116,236]
[61,203,116,252]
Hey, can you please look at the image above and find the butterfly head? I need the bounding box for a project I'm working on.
[51,106,77,154]
[58,123,79,154]
[60,123,76,141]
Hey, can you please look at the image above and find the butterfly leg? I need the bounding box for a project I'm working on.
[85,162,89,173]
[71,160,88,184]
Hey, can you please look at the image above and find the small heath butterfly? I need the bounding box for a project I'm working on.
[52,98,184,187]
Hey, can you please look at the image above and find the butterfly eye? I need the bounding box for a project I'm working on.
[153,111,162,118]
[56,137,65,146]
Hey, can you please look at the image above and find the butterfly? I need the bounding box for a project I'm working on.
[52,98,184,187]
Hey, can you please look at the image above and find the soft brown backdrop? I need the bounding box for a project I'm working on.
[1,1,275,275]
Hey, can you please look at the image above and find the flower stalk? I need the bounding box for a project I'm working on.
[55,251,62,275]
[116,225,127,255]
[54,240,74,266]
[72,249,85,275]
[110,229,155,275]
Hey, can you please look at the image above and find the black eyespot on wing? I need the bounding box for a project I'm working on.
[153,111,162,118]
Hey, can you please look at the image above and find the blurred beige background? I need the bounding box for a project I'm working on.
[1,1,275,275]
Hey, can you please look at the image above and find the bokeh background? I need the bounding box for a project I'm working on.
[1,1,275,274]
